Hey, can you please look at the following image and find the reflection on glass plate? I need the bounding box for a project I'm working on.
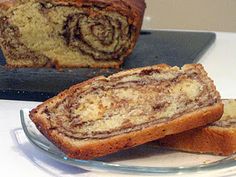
[20,109,236,175]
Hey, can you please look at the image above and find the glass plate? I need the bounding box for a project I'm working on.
[20,109,236,175]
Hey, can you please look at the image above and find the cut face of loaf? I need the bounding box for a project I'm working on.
[0,0,145,68]
[158,99,236,156]
[29,64,223,159]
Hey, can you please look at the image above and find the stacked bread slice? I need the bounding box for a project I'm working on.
[158,99,236,156]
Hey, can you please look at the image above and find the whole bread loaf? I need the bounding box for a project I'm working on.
[29,64,223,159]
[158,99,236,156]
[0,0,145,68]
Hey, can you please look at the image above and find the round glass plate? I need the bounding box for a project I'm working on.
[20,109,236,175]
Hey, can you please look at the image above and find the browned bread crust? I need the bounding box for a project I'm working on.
[29,64,223,159]
[158,99,236,156]
[0,0,146,68]
[0,1,15,10]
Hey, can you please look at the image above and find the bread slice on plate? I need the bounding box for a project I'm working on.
[29,64,223,159]
[158,99,236,156]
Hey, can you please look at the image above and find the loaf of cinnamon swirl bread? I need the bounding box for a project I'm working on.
[29,64,223,159]
[0,0,145,68]
[158,99,236,156]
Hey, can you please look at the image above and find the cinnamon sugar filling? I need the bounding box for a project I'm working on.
[42,68,219,139]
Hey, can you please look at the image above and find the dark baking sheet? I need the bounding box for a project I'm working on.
[0,30,216,101]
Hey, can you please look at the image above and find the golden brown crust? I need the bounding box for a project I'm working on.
[0,1,15,11]
[158,126,236,156]
[29,64,223,159]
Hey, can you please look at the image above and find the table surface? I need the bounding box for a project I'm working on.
[1,31,236,177]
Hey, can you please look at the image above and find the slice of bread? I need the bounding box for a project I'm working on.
[158,99,236,156]
[29,64,223,159]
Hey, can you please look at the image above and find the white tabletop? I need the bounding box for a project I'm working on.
[1,31,236,177]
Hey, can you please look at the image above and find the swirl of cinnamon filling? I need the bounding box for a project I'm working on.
[62,12,133,61]
[45,69,219,140]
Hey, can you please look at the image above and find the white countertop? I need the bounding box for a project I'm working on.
[1,31,236,177]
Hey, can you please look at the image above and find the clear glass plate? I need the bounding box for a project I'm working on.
[20,109,236,175]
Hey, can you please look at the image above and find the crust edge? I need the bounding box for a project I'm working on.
[158,120,236,156]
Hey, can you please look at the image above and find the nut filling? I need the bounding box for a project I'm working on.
[42,68,220,139]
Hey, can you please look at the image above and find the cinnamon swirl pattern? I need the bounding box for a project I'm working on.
[62,12,132,61]
[29,64,223,159]
[0,0,145,68]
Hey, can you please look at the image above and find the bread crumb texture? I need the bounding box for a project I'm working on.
[0,0,144,67]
